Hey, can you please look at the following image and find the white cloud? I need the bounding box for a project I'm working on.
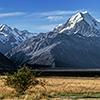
[46,16,67,21]
[37,24,57,31]
[40,10,81,16]
[0,12,25,17]
[26,10,83,17]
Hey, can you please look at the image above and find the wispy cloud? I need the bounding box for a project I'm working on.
[46,16,67,21]
[26,10,83,17]
[0,12,25,17]
[25,10,84,21]
[40,10,81,16]
[37,24,57,31]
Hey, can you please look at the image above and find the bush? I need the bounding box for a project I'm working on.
[3,66,40,94]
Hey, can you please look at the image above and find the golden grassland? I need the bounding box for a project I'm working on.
[1,76,100,100]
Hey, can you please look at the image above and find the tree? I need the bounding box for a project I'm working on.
[3,66,40,94]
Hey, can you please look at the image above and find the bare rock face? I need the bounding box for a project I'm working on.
[6,11,100,69]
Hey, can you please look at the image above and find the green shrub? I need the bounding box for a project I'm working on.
[3,66,40,94]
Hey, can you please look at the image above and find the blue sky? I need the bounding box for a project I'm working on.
[0,0,100,33]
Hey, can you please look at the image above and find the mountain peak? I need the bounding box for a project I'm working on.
[0,24,12,32]
[0,24,8,27]
[53,11,100,37]
[78,11,88,15]
[69,11,100,29]
[12,27,19,31]
[0,24,8,29]
[69,11,91,24]
[0,24,37,54]
[81,11,88,14]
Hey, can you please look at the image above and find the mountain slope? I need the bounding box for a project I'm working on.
[0,24,36,54]
[6,11,100,69]
[0,52,16,69]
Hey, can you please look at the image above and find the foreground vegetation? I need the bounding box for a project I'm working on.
[3,67,41,94]
[1,75,100,99]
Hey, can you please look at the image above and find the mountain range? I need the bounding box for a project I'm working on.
[0,24,36,54]
[5,11,100,69]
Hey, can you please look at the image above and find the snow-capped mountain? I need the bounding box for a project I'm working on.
[0,52,16,69]
[0,24,36,54]
[53,11,100,37]
[6,11,100,69]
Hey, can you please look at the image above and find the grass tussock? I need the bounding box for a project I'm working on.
[1,76,100,100]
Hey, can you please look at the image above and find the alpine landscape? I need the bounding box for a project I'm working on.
[1,0,100,100]
[4,11,100,69]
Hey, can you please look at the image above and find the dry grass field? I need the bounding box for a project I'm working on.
[0,76,100,100]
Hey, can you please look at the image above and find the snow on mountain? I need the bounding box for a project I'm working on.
[53,11,100,37]
[6,11,100,69]
[0,24,36,54]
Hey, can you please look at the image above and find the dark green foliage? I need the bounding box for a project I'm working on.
[3,66,40,94]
